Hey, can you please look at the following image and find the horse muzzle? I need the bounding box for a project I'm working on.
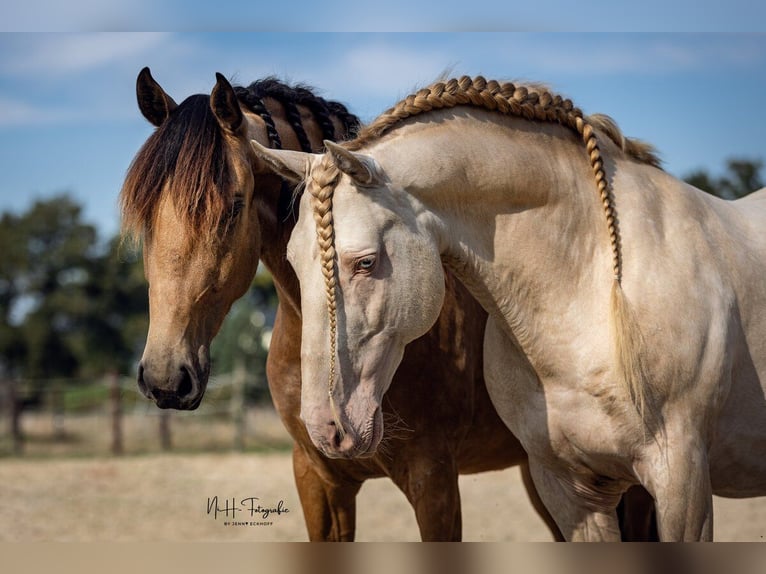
[137,359,208,410]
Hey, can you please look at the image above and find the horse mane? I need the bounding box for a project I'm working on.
[348,77,661,168]
[234,77,361,152]
[312,76,660,434]
[587,113,662,169]
[120,77,361,244]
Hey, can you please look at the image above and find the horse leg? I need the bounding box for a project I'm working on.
[616,485,658,541]
[291,444,362,541]
[518,461,565,541]
[527,457,623,541]
[636,431,714,541]
[390,449,462,541]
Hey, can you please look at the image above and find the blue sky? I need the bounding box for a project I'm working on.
[0,33,765,240]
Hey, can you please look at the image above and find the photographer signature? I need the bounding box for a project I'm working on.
[206,496,290,520]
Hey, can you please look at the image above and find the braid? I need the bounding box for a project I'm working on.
[281,99,313,153]
[307,156,345,436]
[347,75,623,282]
[237,77,361,151]
[234,86,282,149]
[326,101,362,140]
[293,85,338,143]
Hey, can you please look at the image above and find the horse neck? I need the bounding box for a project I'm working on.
[375,112,615,353]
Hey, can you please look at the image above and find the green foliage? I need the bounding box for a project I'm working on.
[0,194,149,383]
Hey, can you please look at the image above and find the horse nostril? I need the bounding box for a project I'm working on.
[329,421,343,449]
[137,364,150,396]
[177,366,193,398]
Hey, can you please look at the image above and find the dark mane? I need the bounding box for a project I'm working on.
[120,76,361,243]
[121,94,231,243]
[234,77,361,152]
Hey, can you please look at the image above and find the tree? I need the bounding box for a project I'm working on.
[0,211,28,378]
[685,158,764,200]
[0,194,149,383]
[0,195,98,380]
[73,236,148,377]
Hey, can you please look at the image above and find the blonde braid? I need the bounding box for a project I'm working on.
[307,155,345,438]
[348,75,623,282]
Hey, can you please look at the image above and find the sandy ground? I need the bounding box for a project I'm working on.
[0,451,764,542]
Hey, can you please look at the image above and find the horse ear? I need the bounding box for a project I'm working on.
[324,140,383,187]
[136,67,178,127]
[211,73,244,133]
[251,139,315,183]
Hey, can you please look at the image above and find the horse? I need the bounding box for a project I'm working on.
[253,76,766,541]
[119,68,568,541]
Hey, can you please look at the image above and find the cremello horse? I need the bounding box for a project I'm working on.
[120,69,571,540]
[254,76,766,541]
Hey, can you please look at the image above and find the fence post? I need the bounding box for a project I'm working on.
[51,380,65,441]
[232,361,247,452]
[5,379,23,455]
[110,372,123,456]
[159,410,171,451]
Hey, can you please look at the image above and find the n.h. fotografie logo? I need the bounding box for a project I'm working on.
[207,496,290,527]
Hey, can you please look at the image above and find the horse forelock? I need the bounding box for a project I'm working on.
[120,94,234,245]
[306,153,345,435]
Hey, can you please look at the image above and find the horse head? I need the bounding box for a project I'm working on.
[253,140,445,457]
[122,68,262,409]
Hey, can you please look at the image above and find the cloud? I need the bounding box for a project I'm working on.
[0,33,204,127]
[0,33,173,77]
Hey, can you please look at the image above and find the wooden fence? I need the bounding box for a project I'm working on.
[0,369,286,458]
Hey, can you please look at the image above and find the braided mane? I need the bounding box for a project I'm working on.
[309,76,659,434]
[235,78,361,152]
[348,77,660,169]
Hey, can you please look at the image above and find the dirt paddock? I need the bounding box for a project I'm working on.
[0,451,763,542]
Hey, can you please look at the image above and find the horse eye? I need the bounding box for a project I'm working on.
[231,196,245,218]
[355,256,376,273]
